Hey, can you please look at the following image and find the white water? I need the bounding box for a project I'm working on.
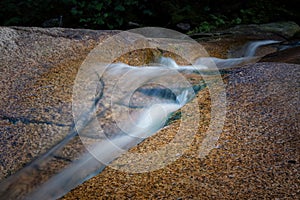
[195,56,260,69]
[0,39,282,200]
[27,90,189,199]
[158,56,258,72]
[244,40,280,57]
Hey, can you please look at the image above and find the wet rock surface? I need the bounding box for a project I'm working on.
[0,22,299,199]
[63,62,299,199]
[260,46,300,64]
[0,27,119,180]
[195,21,300,58]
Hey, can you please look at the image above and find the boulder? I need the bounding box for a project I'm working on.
[260,46,300,64]
[227,21,300,39]
[0,27,119,180]
[196,21,300,58]
[0,26,205,199]
[63,62,300,199]
[0,26,299,199]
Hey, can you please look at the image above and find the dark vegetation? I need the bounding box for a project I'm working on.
[0,0,299,32]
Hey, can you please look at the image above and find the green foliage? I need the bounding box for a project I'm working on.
[231,17,242,25]
[0,0,299,30]
[236,0,291,24]
[0,0,150,29]
[187,0,297,34]
[68,0,141,29]
[188,14,226,34]
[188,22,213,33]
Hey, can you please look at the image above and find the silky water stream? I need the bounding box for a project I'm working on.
[0,39,281,200]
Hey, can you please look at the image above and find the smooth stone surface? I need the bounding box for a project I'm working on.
[194,21,300,58]
[63,62,299,199]
[0,27,119,180]
[0,25,299,199]
[260,46,300,64]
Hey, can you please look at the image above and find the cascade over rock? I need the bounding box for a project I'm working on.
[0,23,299,199]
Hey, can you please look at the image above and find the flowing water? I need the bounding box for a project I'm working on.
[243,40,280,57]
[0,39,283,200]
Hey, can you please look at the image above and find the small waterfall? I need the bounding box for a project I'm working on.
[27,89,190,199]
[0,39,281,200]
[0,60,196,200]
[244,40,280,57]
[194,56,260,70]
[193,40,281,70]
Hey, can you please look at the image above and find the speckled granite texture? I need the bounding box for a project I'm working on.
[63,63,299,199]
[0,25,299,199]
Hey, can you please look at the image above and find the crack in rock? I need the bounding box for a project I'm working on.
[0,115,71,127]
